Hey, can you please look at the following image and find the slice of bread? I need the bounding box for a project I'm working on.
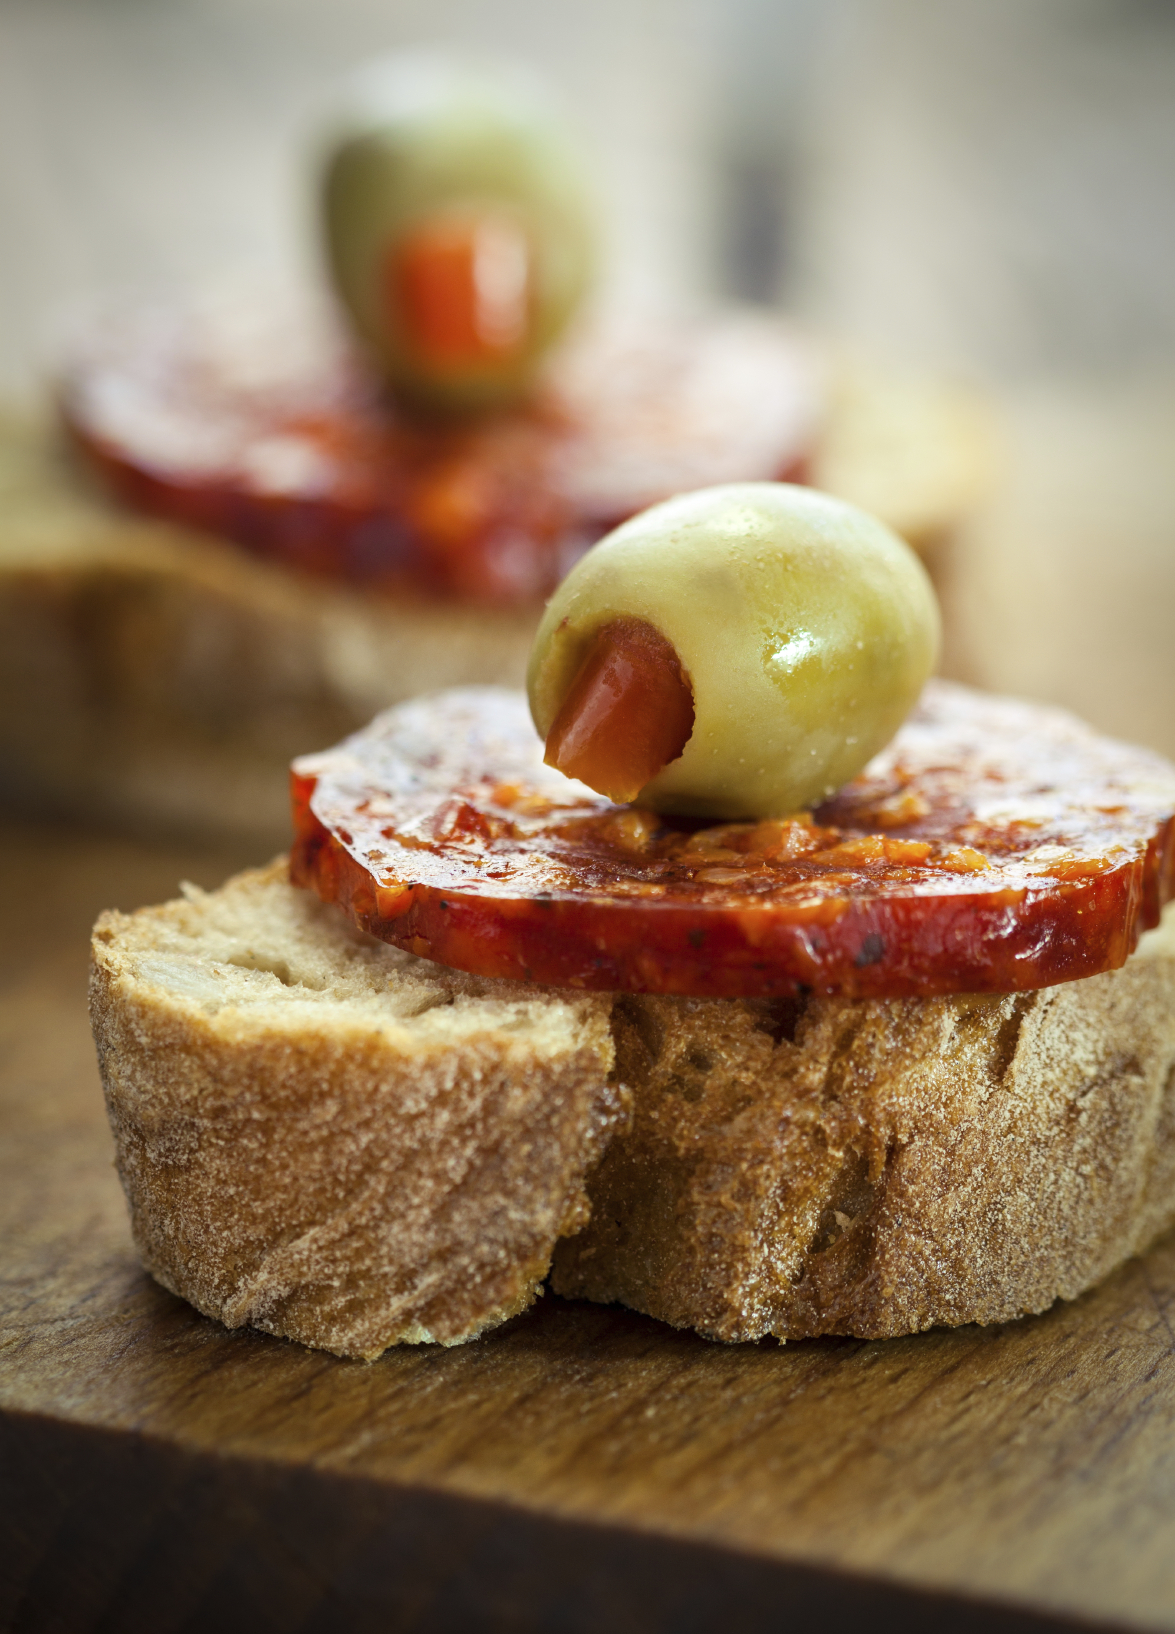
[0,414,537,845]
[92,861,1175,1356]
[90,861,622,1358]
[2,367,993,846]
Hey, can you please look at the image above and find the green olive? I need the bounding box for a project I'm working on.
[527,482,940,818]
[320,53,596,414]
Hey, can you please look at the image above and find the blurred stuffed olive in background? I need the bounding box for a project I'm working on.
[529,482,940,818]
[321,52,597,415]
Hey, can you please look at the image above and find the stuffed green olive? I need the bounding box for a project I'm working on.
[321,53,596,414]
[528,482,940,817]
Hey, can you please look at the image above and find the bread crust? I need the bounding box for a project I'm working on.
[552,917,1175,1339]
[91,864,1175,1356]
[90,861,622,1357]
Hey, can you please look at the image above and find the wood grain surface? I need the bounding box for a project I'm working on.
[3,817,1175,1631]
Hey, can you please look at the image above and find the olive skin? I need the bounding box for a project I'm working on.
[528,482,940,819]
[321,54,596,414]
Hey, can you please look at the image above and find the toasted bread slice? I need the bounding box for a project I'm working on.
[3,371,993,845]
[92,861,1175,1355]
[90,860,621,1358]
[554,910,1175,1339]
[809,363,997,551]
[0,414,537,844]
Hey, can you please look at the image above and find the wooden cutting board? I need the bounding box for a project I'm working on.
[3,815,1175,1634]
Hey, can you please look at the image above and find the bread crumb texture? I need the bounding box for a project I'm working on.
[91,864,1175,1356]
[554,908,1175,1340]
[90,860,622,1359]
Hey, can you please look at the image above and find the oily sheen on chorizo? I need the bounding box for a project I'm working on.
[61,296,818,604]
[289,681,1175,998]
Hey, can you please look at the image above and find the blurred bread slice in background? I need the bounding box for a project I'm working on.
[0,349,994,845]
[0,413,538,844]
[810,362,996,556]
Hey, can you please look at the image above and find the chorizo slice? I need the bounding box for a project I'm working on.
[289,680,1175,998]
[60,296,820,605]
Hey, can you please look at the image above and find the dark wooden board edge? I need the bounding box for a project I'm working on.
[0,1407,1129,1634]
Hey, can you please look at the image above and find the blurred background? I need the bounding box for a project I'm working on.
[1,0,1173,760]
[3,0,1175,386]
